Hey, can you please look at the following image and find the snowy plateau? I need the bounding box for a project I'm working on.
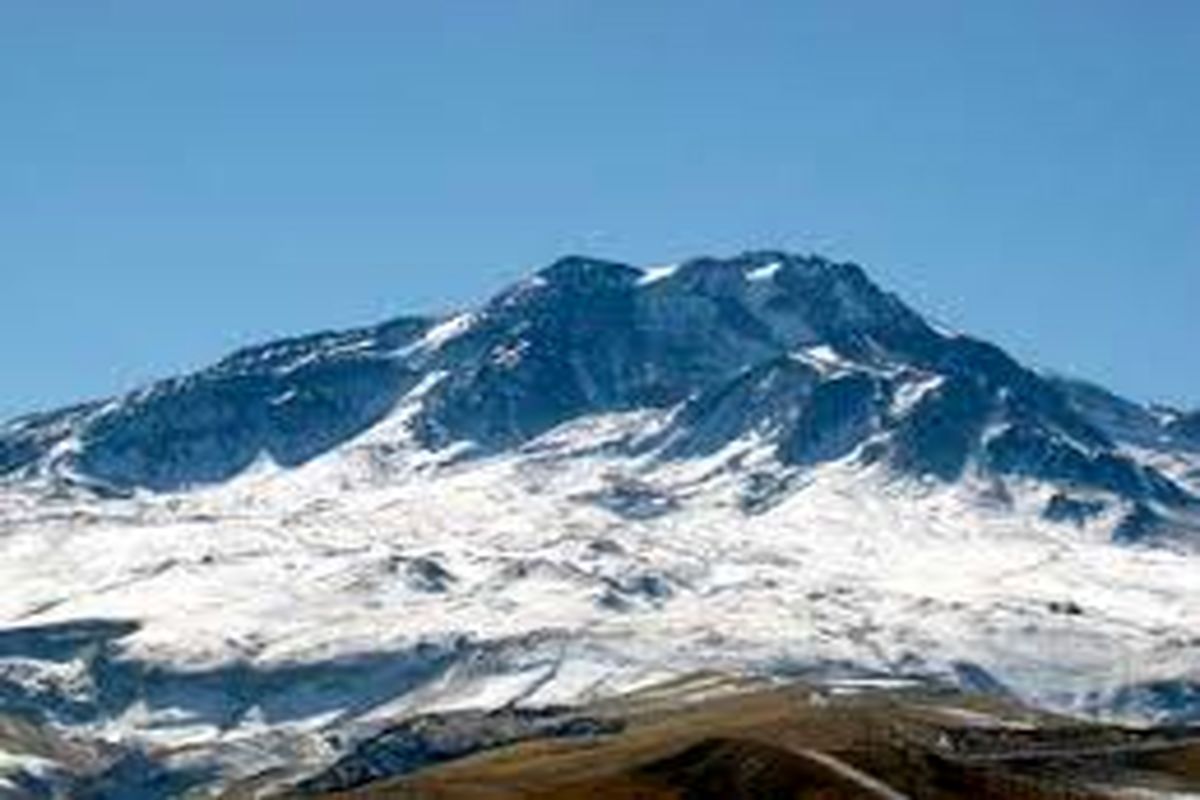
[1,251,1199,797]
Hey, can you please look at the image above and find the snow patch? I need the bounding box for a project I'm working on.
[790,345,856,375]
[0,749,62,791]
[637,264,680,286]
[892,374,945,417]
[419,312,476,352]
[746,261,782,282]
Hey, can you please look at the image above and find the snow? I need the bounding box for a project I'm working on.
[269,389,299,406]
[789,345,857,375]
[2,408,1200,789]
[1122,444,1200,493]
[417,312,476,352]
[821,677,925,693]
[491,340,529,369]
[637,264,680,286]
[917,704,1036,730]
[892,374,945,416]
[0,749,61,792]
[746,261,782,282]
[802,345,841,364]
[928,319,960,338]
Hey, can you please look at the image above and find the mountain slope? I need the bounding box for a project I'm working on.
[0,251,1198,796]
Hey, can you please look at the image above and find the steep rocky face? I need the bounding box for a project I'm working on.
[653,356,887,462]
[0,251,1194,536]
[412,252,935,449]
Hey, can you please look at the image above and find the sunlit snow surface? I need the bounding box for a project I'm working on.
[636,263,680,286]
[1,408,1199,786]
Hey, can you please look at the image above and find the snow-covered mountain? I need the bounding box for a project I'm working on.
[1,251,1198,796]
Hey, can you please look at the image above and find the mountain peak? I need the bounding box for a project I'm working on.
[1,249,1196,544]
[534,254,642,289]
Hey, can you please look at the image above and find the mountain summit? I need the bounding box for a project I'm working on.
[1,252,1199,796]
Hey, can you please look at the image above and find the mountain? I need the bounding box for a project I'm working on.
[1,251,1198,796]
[3,253,1194,527]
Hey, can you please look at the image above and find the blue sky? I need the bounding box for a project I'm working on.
[2,1,1197,419]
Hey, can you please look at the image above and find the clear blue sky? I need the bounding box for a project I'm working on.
[2,1,1197,419]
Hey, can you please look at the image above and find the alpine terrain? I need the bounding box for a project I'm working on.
[2,252,1199,797]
